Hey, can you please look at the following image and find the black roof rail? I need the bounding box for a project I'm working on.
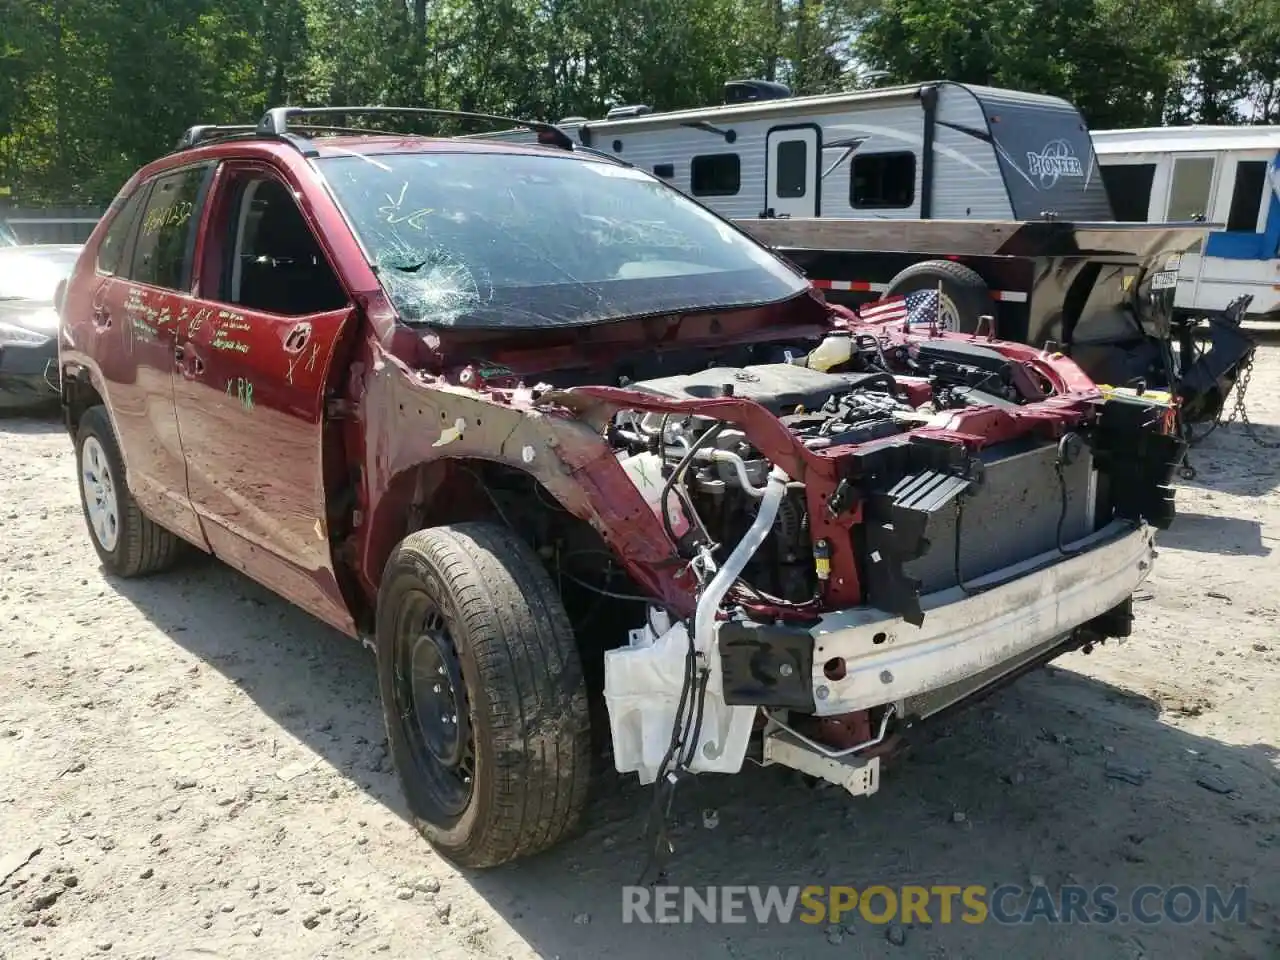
[173,124,320,157]
[175,125,257,149]
[256,106,576,151]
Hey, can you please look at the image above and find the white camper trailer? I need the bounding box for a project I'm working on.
[1092,126,1280,320]
[480,79,1113,224]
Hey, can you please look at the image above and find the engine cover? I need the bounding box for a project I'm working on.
[630,363,863,414]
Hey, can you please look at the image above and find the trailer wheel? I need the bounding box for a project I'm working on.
[376,521,591,867]
[885,260,991,333]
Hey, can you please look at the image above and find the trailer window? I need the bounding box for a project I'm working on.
[691,154,741,197]
[775,140,808,198]
[1166,156,1215,221]
[1226,160,1267,232]
[851,152,915,209]
[1100,164,1155,222]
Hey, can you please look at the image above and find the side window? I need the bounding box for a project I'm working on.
[776,140,808,198]
[96,188,147,275]
[131,166,209,290]
[221,177,347,316]
[1100,163,1156,222]
[1166,156,1215,221]
[851,152,916,209]
[1226,160,1267,232]
[691,154,741,197]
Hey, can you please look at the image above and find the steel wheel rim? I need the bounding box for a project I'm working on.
[393,591,476,818]
[81,436,120,552]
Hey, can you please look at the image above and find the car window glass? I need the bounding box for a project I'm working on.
[315,151,806,328]
[130,166,209,290]
[222,177,347,315]
[97,189,147,275]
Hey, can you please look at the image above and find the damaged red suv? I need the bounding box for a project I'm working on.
[57,107,1184,867]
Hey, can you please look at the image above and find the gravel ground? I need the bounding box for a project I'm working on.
[2,345,1279,960]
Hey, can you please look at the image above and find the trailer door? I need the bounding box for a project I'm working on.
[765,126,820,217]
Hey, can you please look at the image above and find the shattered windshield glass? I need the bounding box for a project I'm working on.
[314,151,808,328]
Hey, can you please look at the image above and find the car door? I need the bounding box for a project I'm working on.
[171,161,357,634]
[89,164,214,547]
[765,126,820,218]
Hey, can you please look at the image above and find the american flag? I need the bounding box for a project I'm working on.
[857,288,942,328]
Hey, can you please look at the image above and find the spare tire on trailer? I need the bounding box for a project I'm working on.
[885,260,991,334]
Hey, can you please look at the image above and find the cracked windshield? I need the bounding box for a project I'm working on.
[316,150,807,327]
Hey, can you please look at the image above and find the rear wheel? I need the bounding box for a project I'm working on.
[376,521,591,867]
[886,260,992,333]
[75,405,182,577]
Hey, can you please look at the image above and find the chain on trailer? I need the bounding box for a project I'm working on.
[1179,350,1279,481]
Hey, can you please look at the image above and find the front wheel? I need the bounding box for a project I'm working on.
[376,521,592,867]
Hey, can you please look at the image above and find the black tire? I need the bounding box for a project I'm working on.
[75,405,183,577]
[376,521,591,868]
[886,260,992,334]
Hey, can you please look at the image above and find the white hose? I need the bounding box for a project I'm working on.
[692,465,790,654]
[707,450,769,497]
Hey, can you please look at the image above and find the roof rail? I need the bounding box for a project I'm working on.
[255,106,576,151]
[174,124,320,157]
[175,125,257,149]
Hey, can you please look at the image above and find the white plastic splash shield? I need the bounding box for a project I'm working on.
[604,619,756,784]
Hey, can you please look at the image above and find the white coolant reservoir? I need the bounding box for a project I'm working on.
[618,450,690,538]
[805,332,854,372]
[604,616,756,784]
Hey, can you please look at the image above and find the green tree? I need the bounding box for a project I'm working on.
[852,0,1204,127]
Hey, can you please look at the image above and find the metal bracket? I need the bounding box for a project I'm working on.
[761,729,881,798]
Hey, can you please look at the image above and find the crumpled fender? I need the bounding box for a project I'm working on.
[355,340,699,613]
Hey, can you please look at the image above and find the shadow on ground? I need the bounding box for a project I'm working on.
[1180,420,1280,498]
[0,411,63,436]
[1157,510,1273,557]
[107,552,1280,960]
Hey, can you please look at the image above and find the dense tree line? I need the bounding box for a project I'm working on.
[1,0,1277,203]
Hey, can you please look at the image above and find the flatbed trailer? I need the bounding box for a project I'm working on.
[737,215,1257,425]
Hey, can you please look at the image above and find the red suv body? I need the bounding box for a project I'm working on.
[57,113,1184,869]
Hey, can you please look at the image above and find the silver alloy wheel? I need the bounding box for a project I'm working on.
[81,435,120,552]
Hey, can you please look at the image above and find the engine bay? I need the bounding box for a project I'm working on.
[604,331,1085,608]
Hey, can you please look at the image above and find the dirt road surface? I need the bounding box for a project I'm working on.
[3,346,1279,960]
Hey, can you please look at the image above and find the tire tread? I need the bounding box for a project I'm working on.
[378,521,590,867]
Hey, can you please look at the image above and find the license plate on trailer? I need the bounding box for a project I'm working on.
[1150,270,1180,290]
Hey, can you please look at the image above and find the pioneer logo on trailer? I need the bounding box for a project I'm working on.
[1026,140,1085,188]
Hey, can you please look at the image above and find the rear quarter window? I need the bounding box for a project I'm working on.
[96,189,147,275]
[129,165,212,290]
